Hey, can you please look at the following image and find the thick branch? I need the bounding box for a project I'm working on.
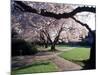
[14,1,96,19]
[71,16,93,33]
[54,27,63,43]
[14,1,37,13]
[41,30,52,43]
[40,31,45,41]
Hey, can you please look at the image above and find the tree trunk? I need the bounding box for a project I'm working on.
[88,32,96,69]
[51,43,56,51]
[83,32,96,69]
[44,42,48,48]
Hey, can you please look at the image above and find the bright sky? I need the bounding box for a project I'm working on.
[75,12,96,30]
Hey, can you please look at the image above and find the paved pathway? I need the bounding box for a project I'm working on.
[12,47,82,71]
[51,55,82,71]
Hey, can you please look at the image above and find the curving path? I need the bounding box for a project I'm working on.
[12,47,82,71]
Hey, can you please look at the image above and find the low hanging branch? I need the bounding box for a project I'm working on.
[14,1,96,37]
[14,1,96,19]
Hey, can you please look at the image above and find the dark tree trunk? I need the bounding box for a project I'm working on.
[89,31,96,68]
[44,42,48,48]
[51,43,56,51]
[45,44,48,48]
[89,34,96,69]
[83,32,96,69]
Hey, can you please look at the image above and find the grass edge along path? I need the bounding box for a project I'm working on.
[12,60,59,75]
[59,47,90,66]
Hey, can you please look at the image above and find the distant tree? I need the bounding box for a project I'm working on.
[39,19,66,50]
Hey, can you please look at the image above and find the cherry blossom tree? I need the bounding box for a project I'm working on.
[12,1,96,69]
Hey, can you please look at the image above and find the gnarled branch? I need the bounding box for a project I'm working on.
[71,16,93,33]
[14,1,96,19]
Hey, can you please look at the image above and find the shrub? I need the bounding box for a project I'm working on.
[11,38,38,56]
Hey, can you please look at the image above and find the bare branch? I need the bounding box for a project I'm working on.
[54,26,63,43]
[41,29,52,43]
[71,16,93,33]
[15,1,96,19]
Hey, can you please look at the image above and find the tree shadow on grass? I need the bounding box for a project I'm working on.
[81,59,96,70]
[70,59,95,70]
[14,61,50,71]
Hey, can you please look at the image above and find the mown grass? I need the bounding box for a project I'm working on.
[37,44,76,51]
[12,45,90,75]
[12,60,58,75]
[59,47,90,66]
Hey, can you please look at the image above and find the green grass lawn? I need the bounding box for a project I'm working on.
[55,45,75,51]
[59,47,90,66]
[12,60,58,75]
[12,45,90,75]
[37,45,75,51]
